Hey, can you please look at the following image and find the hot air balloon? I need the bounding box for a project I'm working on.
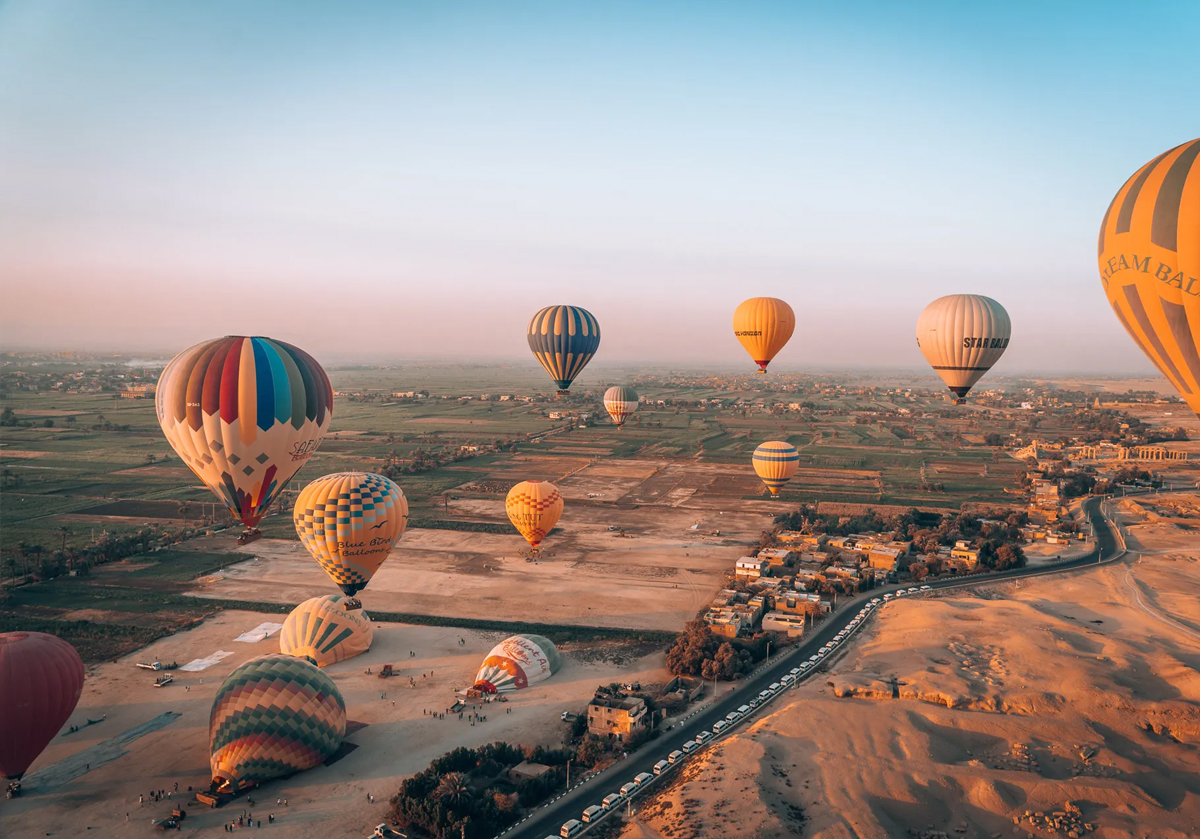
[752,441,800,495]
[603,385,639,428]
[733,297,795,373]
[915,295,1011,403]
[0,633,84,784]
[527,305,601,394]
[1098,138,1200,416]
[505,480,563,550]
[280,595,373,667]
[156,336,333,540]
[472,635,561,694]
[208,654,345,793]
[294,472,407,600]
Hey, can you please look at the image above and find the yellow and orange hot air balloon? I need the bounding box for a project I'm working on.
[752,441,800,495]
[505,480,563,550]
[733,297,794,373]
[294,472,408,598]
[1098,138,1200,416]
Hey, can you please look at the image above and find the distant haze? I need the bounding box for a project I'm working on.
[1,2,1197,375]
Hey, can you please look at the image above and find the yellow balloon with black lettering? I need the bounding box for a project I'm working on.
[733,298,794,373]
[505,480,563,550]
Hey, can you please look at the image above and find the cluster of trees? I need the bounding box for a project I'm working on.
[3,524,210,586]
[665,619,769,681]
[379,438,520,479]
[390,740,609,839]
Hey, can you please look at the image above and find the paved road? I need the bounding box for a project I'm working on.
[505,496,1122,839]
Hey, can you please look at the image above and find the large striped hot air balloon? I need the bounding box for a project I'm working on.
[0,633,84,782]
[1098,138,1200,417]
[603,385,639,428]
[208,654,345,793]
[915,295,1011,403]
[294,472,407,598]
[280,595,373,667]
[752,441,800,496]
[156,336,333,531]
[527,305,601,394]
[472,635,561,694]
[733,298,795,373]
[505,480,563,550]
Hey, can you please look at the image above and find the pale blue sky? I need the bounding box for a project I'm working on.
[1,1,1197,372]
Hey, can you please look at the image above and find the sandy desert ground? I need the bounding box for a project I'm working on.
[0,609,672,839]
[618,496,1200,839]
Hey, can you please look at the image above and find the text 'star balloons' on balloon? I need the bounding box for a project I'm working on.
[473,635,561,694]
[733,297,795,373]
[752,441,800,496]
[294,472,408,597]
[209,654,345,793]
[1098,138,1200,416]
[527,305,601,394]
[280,595,373,667]
[156,336,333,528]
[505,480,563,549]
[915,295,1011,403]
[0,632,84,780]
[603,385,639,428]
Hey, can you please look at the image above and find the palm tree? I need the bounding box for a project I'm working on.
[434,772,472,808]
[59,525,72,552]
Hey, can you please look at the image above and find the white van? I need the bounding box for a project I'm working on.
[653,759,669,775]
[725,710,740,723]
[712,720,728,735]
[758,689,772,701]
[561,819,583,837]
[737,704,751,716]
[808,655,819,663]
[620,780,637,797]
[582,805,603,823]
[781,674,795,686]
[696,730,713,744]
[682,739,699,753]
[769,682,782,692]
[634,772,653,786]
[790,667,802,676]
[602,793,621,809]
[668,749,684,764]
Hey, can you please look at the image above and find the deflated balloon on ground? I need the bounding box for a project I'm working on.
[472,634,561,693]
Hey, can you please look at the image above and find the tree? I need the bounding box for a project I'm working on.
[43,418,55,428]
[435,772,472,808]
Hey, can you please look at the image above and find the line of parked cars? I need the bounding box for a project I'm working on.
[550,585,934,837]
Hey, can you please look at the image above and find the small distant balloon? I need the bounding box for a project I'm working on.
[752,441,800,496]
[506,480,564,549]
[1098,137,1200,416]
[603,385,639,428]
[527,305,601,394]
[733,297,795,373]
[915,295,1011,403]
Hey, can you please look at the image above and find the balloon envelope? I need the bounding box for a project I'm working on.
[280,595,373,667]
[505,480,563,549]
[752,441,800,496]
[1098,137,1200,416]
[294,472,408,597]
[209,654,345,793]
[0,632,85,780]
[527,305,601,392]
[156,336,333,528]
[915,295,1011,401]
[473,635,561,693]
[733,297,795,372]
[603,385,639,427]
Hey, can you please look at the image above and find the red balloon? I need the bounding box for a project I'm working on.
[0,632,84,780]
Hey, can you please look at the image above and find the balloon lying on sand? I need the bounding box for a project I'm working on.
[0,632,85,781]
[752,441,800,495]
[603,385,639,428]
[472,635,561,693]
[156,336,333,529]
[733,297,795,373]
[505,480,564,550]
[280,595,373,667]
[1098,137,1200,417]
[527,305,601,394]
[294,472,408,598]
[915,295,1011,403]
[209,654,345,793]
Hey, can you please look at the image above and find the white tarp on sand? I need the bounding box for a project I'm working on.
[234,622,284,643]
[179,650,234,671]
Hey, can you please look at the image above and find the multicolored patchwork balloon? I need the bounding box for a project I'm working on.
[527,305,601,394]
[208,654,345,793]
[603,385,639,428]
[280,595,373,667]
[0,632,85,781]
[294,472,408,597]
[505,480,563,549]
[752,441,800,496]
[156,336,333,528]
[472,635,561,693]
